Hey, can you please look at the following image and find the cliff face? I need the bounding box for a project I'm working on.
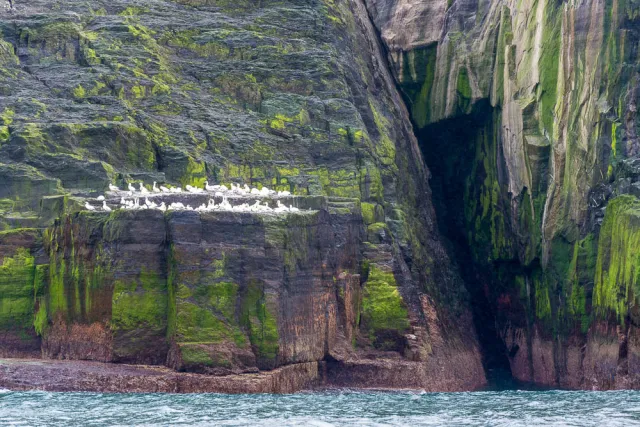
[365,0,640,388]
[0,0,485,391]
[5,0,639,392]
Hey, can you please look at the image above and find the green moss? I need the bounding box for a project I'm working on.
[131,84,146,98]
[159,29,230,59]
[33,298,47,336]
[456,67,472,112]
[0,248,36,331]
[594,195,640,321]
[180,344,214,366]
[175,300,245,345]
[1,108,14,126]
[462,108,513,263]
[33,264,48,336]
[179,157,207,188]
[240,281,279,367]
[111,269,167,333]
[361,202,376,225]
[168,244,247,353]
[194,280,238,320]
[73,85,86,99]
[537,6,562,137]
[0,39,19,66]
[119,5,149,16]
[369,100,397,167]
[533,271,551,321]
[361,265,409,348]
[400,45,437,128]
[0,126,9,142]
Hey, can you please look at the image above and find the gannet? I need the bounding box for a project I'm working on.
[153,182,160,193]
[102,201,112,212]
[85,202,96,211]
[97,195,105,201]
[139,183,149,194]
[160,185,170,193]
[128,183,136,192]
[275,200,289,213]
[108,184,120,192]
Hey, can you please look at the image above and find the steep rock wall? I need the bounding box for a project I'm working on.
[364,0,640,388]
[39,205,360,374]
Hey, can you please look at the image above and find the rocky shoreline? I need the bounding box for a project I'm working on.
[0,356,487,394]
[0,358,319,394]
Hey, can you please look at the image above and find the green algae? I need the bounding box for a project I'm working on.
[403,45,437,129]
[111,269,167,333]
[361,202,376,225]
[73,85,86,99]
[179,157,207,188]
[179,344,215,367]
[456,67,472,113]
[594,195,640,321]
[0,247,43,338]
[240,281,279,368]
[537,5,562,136]
[361,265,409,349]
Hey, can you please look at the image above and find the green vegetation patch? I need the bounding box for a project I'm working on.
[0,248,36,332]
[361,265,409,349]
[240,281,279,368]
[594,195,640,321]
[111,269,168,333]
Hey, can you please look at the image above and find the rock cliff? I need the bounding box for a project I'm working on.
[365,0,640,388]
[0,0,485,391]
[3,0,639,392]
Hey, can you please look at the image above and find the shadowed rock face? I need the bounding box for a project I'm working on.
[364,0,640,388]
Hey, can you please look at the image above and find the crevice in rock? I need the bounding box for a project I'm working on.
[412,101,516,388]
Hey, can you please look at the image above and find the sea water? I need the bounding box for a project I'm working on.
[1,388,639,426]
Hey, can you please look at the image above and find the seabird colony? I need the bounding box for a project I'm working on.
[86,181,302,213]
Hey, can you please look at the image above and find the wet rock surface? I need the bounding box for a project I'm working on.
[0,0,486,392]
[0,358,320,394]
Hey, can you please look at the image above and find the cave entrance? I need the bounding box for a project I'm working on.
[415,100,516,388]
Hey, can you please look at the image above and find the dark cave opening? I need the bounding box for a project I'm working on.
[414,100,517,388]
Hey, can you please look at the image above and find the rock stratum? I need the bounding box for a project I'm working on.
[0,0,638,392]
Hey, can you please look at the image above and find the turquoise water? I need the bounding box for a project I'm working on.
[1,389,640,426]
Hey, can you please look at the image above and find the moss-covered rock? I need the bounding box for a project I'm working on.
[361,265,409,351]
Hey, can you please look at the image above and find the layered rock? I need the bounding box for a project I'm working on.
[0,0,486,391]
[364,0,640,388]
[37,202,359,373]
